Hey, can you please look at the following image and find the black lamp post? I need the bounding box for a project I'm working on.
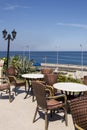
[2,29,17,68]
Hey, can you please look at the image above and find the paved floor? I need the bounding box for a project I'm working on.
[0,87,75,130]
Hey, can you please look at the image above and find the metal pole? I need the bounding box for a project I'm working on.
[80,44,83,77]
[55,45,58,71]
[26,45,30,61]
[45,56,47,68]
[28,45,30,61]
[7,37,10,68]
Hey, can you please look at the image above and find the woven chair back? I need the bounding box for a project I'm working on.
[69,96,87,129]
[6,66,16,76]
[32,81,47,109]
[41,68,53,74]
[44,73,58,86]
[83,76,87,85]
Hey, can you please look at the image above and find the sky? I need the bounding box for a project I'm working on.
[0,0,87,51]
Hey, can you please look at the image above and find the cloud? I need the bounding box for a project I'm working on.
[3,4,31,10]
[57,22,87,29]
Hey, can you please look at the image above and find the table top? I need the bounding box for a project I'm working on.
[53,82,87,92]
[22,73,44,79]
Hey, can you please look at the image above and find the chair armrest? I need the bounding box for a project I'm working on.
[45,85,55,96]
[8,75,16,80]
[0,76,10,84]
[0,76,8,79]
[45,88,53,97]
[75,123,84,130]
[8,75,16,82]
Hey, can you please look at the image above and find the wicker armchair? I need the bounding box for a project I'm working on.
[6,66,26,96]
[44,73,59,96]
[82,76,87,96]
[0,77,11,102]
[83,76,87,85]
[32,81,68,130]
[69,96,87,130]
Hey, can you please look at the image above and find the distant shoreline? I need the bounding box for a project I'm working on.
[41,63,87,72]
[41,63,87,79]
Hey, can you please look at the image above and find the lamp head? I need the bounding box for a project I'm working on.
[12,29,17,39]
[2,29,7,38]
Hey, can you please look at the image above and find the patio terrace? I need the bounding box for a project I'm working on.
[0,86,75,130]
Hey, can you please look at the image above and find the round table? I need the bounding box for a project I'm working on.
[22,73,44,79]
[53,82,87,112]
[22,73,44,99]
[53,82,87,100]
[53,82,87,92]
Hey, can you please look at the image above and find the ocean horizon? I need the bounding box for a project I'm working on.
[0,51,87,66]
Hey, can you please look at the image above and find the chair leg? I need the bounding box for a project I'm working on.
[50,110,52,117]
[15,87,17,96]
[45,110,48,130]
[32,95,34,102]
[33,106,38,123]
[9,88,11,102]
[64,107,68,126]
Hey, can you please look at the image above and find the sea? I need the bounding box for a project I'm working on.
[0,51,87,66]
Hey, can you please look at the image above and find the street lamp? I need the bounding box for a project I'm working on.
[54,45,59,73]
[2,29,17,68]
[56,45,58,70]
[26,45,30,61]
[80,44,83,77]
[43,56,47,68]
